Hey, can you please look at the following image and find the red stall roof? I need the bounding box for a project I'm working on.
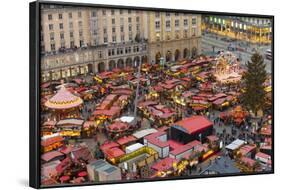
[256,152,271,160]
[104,147,125,159]
[116,135,137,145]
[239,145,256,156]
[41,151,64,162]
[41,136,64,147]
[174,116,213,134]
[169,140,201,156]
[100,141,119,151]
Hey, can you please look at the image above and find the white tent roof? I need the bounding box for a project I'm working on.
[119,116,135,124]
[132,128,158,139]
[125,143,144,153]
[225,139,245,150]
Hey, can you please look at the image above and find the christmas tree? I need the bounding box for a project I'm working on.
[241,52,267,116]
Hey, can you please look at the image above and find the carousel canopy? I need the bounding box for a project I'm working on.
[45,86,83,110]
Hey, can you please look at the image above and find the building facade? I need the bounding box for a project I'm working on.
[40,5,202,82]
[147,12,202,64]
[202,15,272,44]
[41,5,92,53]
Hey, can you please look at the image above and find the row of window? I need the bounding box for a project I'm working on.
[155,18,197,29]
[92,9,136,17]
[103,33,134,43]
[102,24,140,34]
[47,11,82,20]
[155,28,197,41]
[47,30,83,42]
[47,39,84,51]
[48,21,83,31]
[155,12,195,17]
[108,45,146,56]
[110,17,140,24]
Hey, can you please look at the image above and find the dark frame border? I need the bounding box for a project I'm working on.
[29,0,274,189]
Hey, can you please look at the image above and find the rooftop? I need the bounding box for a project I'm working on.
[173,116,213,134]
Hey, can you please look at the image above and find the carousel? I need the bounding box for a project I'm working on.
[214,51,242,84]
[45,85,83,120]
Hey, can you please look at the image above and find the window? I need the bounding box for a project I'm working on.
[108,49,111,56]
[128,17,132,23]
[79,31,83,37]
[192,17,197,26]
[50,43,56,51]
[184,19,188,26]
[98,51,102,58]
[102,10,106,15]
[78,11,82,18]
[128,10,131,14]
[155,21,160,29]
[78,21,83,28]
[112,36,116,42]
[192,28,196,36]
[112,18,115,25]
[70,41,75,48]
[59,23,63,29]
[183,30,188,38]
[120,18,124,25]
[49,24,53,30]
[121,35,125,42]
[92,11,97,17]
[60,33,64,40]
[155,12,160,18]
[128,25,132,32]
[70,31,74,38]
[120,26,124,33]
[104,37,108,43]
[166,12,170,17]
[69,22,73,28]
[136,17,140,22]
[134,46,138,52]
[41,45,45,52]
[48,14,52,20]
[58,13,63,19]
[136,24,140,31]
[175,13,179,16]
[60,41,65,48]
[103,28,107,34]
[175,20,179,27]
[166,20,171,28]
[68,12,72,19]
[129,34,132,41]
[111,10,115,15]
[112,27,116,33]
[120,10,123,14]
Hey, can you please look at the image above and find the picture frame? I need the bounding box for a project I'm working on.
[30,1,274,188]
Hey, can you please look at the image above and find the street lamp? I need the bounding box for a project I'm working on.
[133,43,145,118]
